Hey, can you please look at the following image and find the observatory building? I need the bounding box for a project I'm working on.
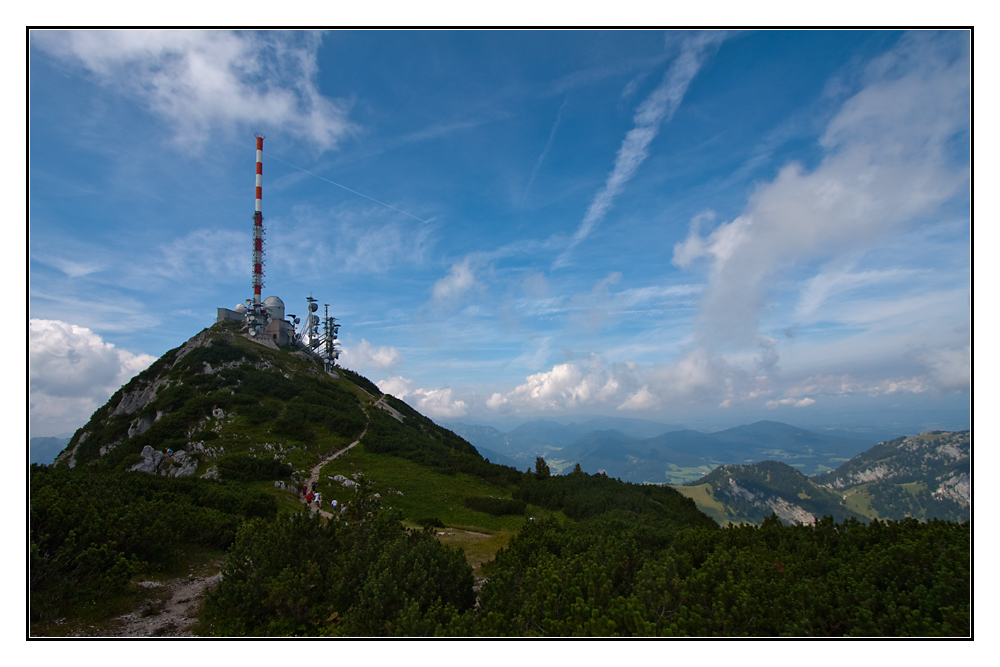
[216,135,340,369]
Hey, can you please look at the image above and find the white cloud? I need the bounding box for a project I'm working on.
[795,266,923,321]
[409,387,469,419]
[432,257,479,305]
[555,32,726,268]
[487,358,629,413]
[918,345,970,392]
[377,376,468,419]
[33,30,352,151]
[377,376,414,399]
[765,397,816,409]
[29,319,156,437]
[340,339,402,373]
[673,33,969,347]
[618,386,659,411]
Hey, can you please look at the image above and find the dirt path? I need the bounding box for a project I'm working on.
[299,430,366,519]
[108,567,223,637]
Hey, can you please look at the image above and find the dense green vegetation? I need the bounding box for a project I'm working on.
[29,464,278,623]
[476,511,968,636]
[194,474,970,636]
[363,405,523,487]
[201,501,473,636]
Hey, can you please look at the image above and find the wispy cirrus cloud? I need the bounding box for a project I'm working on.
[32,30,353,152]
[673,32,969,347]
[555,32,728,268]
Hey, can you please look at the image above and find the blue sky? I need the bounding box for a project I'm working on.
[28,30,971,438]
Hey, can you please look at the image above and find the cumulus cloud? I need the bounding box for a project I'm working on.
[339,339,402,374]
[29,319,156,436]
[487,357,631,413]
[377,376,469,419]
[486,340,946,416]
[673,33,969,347]
[33,30,352,151]
[555,32,727,268]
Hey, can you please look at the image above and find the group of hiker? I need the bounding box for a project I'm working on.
[301,481,346,515]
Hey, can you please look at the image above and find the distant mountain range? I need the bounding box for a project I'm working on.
[29,436,71,466]
[448,418,869,484]
[674,430,970,525]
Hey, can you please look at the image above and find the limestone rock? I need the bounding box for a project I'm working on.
[130,445,164,474]
[128,414,154,439]
[111,377,169,417]
[159,450,198,478]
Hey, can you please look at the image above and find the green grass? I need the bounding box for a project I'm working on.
[842,484,878,518]
[670,483,733,525]
[901,481,927,496]
[663,464,714,485]
[315,444,539,532]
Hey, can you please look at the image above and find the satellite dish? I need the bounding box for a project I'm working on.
[309,302,319,312]
[294,317,300,324]
[249,329,257,337]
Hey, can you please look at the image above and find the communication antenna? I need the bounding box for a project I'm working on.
[245,134,268,337]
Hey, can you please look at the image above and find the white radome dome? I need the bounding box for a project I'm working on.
[263,295,285,320]
[235,303,247,314]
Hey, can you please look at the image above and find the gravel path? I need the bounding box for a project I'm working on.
[107,568,223,637]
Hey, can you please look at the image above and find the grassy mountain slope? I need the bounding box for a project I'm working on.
[676,460,865,525]
[813,431,970,522]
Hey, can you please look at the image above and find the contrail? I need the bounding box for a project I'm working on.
[265,152,433,225]
[522,97,568,203]
[553,32,727,269]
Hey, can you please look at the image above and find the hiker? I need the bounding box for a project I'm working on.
[306,492,314,504]
[331,499,338,510]
[301,484,307,496]
[315,492,322,508]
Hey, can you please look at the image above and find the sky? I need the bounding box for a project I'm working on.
[28,30,972,439]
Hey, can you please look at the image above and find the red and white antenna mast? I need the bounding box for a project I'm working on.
[252,133,265,307]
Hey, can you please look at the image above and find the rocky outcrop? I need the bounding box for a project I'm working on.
[131,445,164,474]
[128,415,155,439]
[934,470,971,508]
[111,377,170,418]
[159,450,198,478]
[130,445,198,478]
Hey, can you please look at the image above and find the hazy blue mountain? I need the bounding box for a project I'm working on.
[30,437,71,465]
[505,419,591,450]
[573,417,679,439]
[472,446,520,469]
[555,421,872,483]
[558,430,709,482]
